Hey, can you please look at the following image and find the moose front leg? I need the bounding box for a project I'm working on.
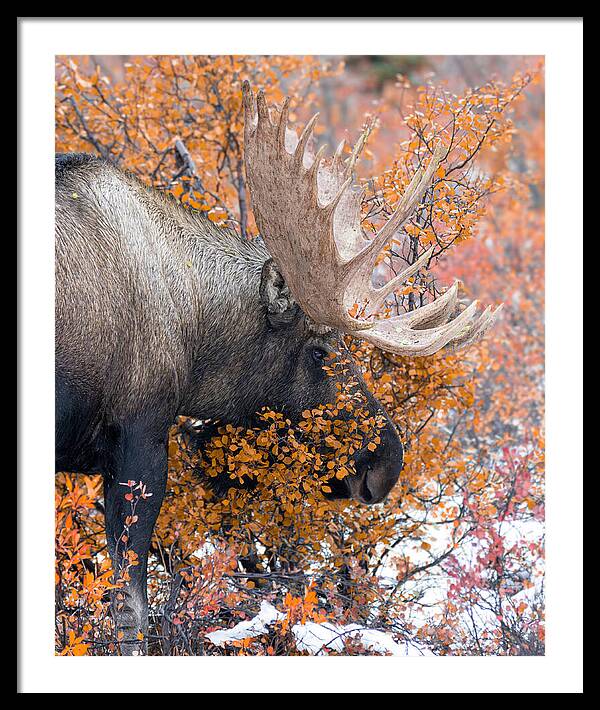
[103,422,168,655]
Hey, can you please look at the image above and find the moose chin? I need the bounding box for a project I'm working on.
[55,81,501,654]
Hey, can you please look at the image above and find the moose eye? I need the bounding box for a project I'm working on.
[311,347,328,366]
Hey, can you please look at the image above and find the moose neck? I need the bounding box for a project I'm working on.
[173,217,272,422]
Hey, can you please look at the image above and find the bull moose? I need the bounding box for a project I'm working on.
[55,81,501,654]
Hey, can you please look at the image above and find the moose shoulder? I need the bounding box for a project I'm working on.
[55,83,501,654]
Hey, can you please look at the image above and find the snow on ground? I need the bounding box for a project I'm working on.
[292,621,433,656]
[206,601,283,646]
[206,601,433,655]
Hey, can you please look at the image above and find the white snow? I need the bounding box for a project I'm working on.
[206,600,432,655]
[292,621,433,656]
[206,601,283,646]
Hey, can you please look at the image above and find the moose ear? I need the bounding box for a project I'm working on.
[259,258,299,327]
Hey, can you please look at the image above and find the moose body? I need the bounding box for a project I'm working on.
[55,152,403,653]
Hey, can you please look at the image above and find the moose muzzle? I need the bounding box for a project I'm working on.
[347,420,404,505]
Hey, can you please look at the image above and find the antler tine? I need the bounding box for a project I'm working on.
[361,299,481,357]
[256,90,271,126]
[347,125,368,173]
[324,176,354,217]
[308,144,327,184]
[366,246,435,316]
[294,113,320,168]
[446,304,504,351]
[340,149,441,320]
[242,80,257,131]
[332,139,346,173]
[276,96,291,148]
[242,82,502,353]
[343,145,444,287]
[405,281,460,329]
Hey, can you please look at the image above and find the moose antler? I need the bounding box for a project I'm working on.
[242,81,502,356]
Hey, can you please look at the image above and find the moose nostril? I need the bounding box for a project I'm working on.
[360,474,375,503]
[361,490,374,503]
